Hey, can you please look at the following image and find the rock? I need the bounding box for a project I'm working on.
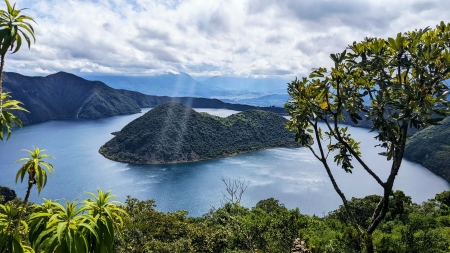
[0,186,17,204]
[291,238,311,253]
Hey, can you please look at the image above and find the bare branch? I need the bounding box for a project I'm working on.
[221,178,249,205]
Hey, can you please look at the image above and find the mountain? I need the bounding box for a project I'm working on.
[99,102,300,164]
[404,117,450,181]
[2,72,288,126]
[200,76,290,93]
[116,89,286,114]
[223,94,291,107]
[84,74,293,105]
[3,72,141,125]
[83,72,233,97]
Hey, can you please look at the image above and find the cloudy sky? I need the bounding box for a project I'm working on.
[4,0,449,78]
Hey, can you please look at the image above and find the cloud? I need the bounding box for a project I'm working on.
[34,67,55,74]
[80,68,93,73]
[4,0,450,78]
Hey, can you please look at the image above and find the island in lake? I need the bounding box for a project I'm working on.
[99,102,301,164]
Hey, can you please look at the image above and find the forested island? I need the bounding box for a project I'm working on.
[99,102,301,164]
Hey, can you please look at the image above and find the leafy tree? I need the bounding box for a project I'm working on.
[286,21,450,252]
[254,197,286,214]
[0,0,35,114]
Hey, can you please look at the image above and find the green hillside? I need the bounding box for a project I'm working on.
[99,102,300,164]
[404,116,450,181]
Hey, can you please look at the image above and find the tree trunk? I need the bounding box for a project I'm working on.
[0,54,5,114]
[364,233,374,253]
[15,173,33,228]
[23,175,33,207]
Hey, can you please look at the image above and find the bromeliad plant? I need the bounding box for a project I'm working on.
[28,199,98,253]
[28,192,127,253]
[0,203,33,253]
[84,190,128,253]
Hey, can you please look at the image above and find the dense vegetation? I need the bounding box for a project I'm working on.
[3,188,450,253]
[99,102,300,164]
[113,190,450,253]
[404,116,450,181]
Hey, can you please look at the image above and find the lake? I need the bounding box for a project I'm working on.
[0,108,448,216]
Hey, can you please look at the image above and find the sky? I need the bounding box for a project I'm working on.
[4,0,450,78]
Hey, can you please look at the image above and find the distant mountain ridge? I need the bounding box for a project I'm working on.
[3,72,141,125]
[83,73,291,107]
[83,72,233,97]
[3,72,287,125]
[99,102,301,164]
[200,76,289,93]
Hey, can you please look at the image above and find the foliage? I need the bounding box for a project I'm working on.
[0,0,35,117]
[27,191,127,253]
[28,199,98,253]
[285,21,450,251]
[83,190,127,253]
[15,147,54,209]
[0,92,27,140]
[109,191,450,253]
[0,0,35,55]
[0,202,33,253]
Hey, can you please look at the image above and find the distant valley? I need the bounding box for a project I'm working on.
[83,72,291,107]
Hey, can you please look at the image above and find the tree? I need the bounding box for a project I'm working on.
[0,0,35,116]
[15,147,54,207]
[286,21,450,252]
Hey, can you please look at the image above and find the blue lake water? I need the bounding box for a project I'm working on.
[0,108,448,216]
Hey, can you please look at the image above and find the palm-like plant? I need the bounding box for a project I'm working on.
[0,92,28,140]
[84,190,128,253]
[28,200,98,253]
[15,147,54,206]
[0,203,33,253]
[0,0,35,113]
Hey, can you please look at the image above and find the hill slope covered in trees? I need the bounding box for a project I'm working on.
[404,116,450,181]
[99,102,300,164]
[3,72,141,125]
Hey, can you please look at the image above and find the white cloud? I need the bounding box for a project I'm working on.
[34,67,55,74]
[80,68,93,73]
[4,0,450,78]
